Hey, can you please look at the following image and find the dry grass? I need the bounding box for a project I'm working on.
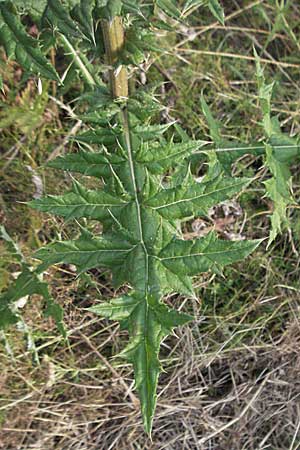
[1,288,300,449]
[1,1,300,449]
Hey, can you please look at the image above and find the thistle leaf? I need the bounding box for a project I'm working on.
[32,103,260,432]
[0,2,59,81]
[34,233,135,273]
[91,293,192,433]
[42,0,81,38]
[136,140,206,174]
[30,180,129,221]
[264,144,295,246]
[255,50,299,243]
[70,0,96,43]
[47,150,126,179]
[159,232,262,275]
[147,175,250,220]
[0,266,65,336]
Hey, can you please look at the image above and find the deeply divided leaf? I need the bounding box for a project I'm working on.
[255,50,299,244]
[32,105,260,431]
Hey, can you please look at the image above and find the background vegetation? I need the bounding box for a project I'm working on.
[1,0,300,448]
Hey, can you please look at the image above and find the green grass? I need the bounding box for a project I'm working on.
[1,1,300,448]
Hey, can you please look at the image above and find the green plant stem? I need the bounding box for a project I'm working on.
[102,16,154,433]
[102,17,148,309]
[60,34,96,88]
[101,17,128,99]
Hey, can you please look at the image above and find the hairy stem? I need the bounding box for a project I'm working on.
[101,17,128,99]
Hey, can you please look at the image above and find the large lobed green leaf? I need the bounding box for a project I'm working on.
[32,109,260,432]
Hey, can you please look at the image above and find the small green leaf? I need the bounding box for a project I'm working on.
[71,0,96,43]
[90,295,139,321]
[14,0,47,18]
[98,0,122,19]
[201,94,222,144]
[255,50,299,244]
[270,130,300,163]
[108,0,123,18]
[254,48,275,138]
[75,127,121,145]
[42,0,81,38]
[0,227,65,335]
[156,261,194,295]
[0,225,25,263]
[182,0,224,24]
[182,0,205,16]
[0,22,15,58]
[207,0,224,25]
[44,297,66,338]
[135,123,173,141]
[0,267,65,335]
[156,0,181,19]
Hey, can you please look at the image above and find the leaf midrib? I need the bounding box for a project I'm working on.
[40,247,134,255]
[121,108,153,426]
[158,243,257,261]
[37,201,127,208]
